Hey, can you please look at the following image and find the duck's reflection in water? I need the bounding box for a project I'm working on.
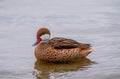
[33,57,95,79]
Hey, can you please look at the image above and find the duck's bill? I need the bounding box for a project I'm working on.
[32,42,38,46]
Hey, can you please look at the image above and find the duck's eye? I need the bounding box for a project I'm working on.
[40,34,50,41]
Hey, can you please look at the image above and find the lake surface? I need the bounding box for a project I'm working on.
[0,0,120,79]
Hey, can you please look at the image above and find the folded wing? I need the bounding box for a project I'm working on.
[48,37,91,49]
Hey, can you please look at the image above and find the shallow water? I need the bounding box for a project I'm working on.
[0,0,120,79]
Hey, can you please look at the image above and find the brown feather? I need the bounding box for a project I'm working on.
[48,37,91,50]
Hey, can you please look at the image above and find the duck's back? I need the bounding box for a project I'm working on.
[49,37,91,49]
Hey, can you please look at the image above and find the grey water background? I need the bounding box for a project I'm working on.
[0,0,120,79]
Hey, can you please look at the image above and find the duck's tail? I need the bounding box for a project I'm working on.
[89,45,104,52]
[79,45,104,57]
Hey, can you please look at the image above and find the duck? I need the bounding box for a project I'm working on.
[33,28,95,62]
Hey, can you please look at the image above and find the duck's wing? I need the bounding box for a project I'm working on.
[48,37,91,49]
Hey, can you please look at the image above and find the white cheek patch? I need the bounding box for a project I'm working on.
[40,34,50,41]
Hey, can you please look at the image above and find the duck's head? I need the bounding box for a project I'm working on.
[32,28,51,46]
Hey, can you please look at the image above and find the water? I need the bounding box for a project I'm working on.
[0,0,120,79]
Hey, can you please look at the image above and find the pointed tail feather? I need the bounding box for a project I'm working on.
[80,45,104,57]
[89,45,105,52]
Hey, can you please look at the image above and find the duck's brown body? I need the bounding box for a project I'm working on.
[35,37,92,62]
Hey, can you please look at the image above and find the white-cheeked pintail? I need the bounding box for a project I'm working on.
[33,28,95,62]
